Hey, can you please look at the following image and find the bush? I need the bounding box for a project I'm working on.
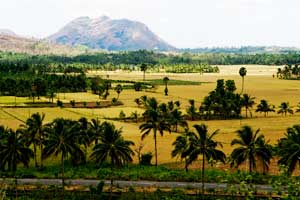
[70,100,76,107]
[119,110,126,120]
[140,152,153,165]
[96,101,101,107]
[57,100,63,108]
[112,97,118,105]
[134,82,142,91]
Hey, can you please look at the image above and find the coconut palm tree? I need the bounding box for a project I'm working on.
[140,63,147,81]
[130,111,139,123]
[114,84,123,100]
[140,97,171,166]
[230,126,272,173]
[277,125,300,175]
[186,99,198,120]
[239,67,247,94]
[89,118,103,145]
[255,99,275,117]
[277,102,293,116]
[76,117,90,165]
[241,94,255,118]
[23,112,46,168]
[140,95,148,107]
[163,76,169,96]
[0,128,33,172]
[90,122,134,198]
[172,128,192,172]
[170,108,187,132]
[185,124,226,194]
[43,118,84,192]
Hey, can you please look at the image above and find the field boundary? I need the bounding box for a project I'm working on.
[1,109,25,123]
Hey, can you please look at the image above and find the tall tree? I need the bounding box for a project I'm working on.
[277,102,293,116]
[230,126,272,173]
[255,99,275,117]
[23,112,46,168]
[114,84,123,100]
[163,76,169,96]
[43,118,84,193]
[186,99,198,120]
[185,124,226,194]
[89,118,103,145]
[170,108,187,132]
[277,125,300,175]
[90,122,134,198]
[239,67,247,94]
[0,128,33,172]
[241,94,255,118]
[140,63,147,81]
[140,97,171,166]
[172,128,192,172]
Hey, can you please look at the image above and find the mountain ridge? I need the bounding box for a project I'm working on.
[47,16,175,51]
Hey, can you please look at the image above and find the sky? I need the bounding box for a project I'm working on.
[0,0,300,48]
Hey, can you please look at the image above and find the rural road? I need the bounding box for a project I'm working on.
[0,178,277,192]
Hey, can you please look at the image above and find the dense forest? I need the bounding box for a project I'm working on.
[2,50,300,72]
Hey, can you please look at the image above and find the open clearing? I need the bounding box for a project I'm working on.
[2,65,299,168]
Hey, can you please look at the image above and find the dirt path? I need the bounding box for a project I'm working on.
[0,178,278,192]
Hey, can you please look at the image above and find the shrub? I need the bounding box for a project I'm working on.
[119,110,126,120]
[112,97,118,105]
[96,101,101,107]
[70,100,76,107]
[134,82,142,91]
[57,100,63,107]
[140,152,153,165]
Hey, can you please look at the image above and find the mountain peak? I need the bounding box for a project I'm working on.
[97,15,110,21]
[48,16,175,51]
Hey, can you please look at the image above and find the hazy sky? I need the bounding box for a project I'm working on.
[1,0,300,48]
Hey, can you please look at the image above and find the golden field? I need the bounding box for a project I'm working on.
[1,65,300,167]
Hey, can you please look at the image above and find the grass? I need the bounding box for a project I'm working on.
[7,162,272,185]
[1,65,300,173]
[144,79,202,85]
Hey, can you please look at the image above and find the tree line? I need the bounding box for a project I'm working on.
[3,51,300,74]
[0,74,87,101]
[137,96,300,194]
[1,110,300,195]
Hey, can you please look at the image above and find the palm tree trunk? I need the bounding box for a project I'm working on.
[34,144,38,168]
[249,159,252,174]
[245,108,248,118]
[14,170,18,200]
[202,153,205,195]
[241,77,244,94]
[143,71,145,81]
[40,144,43,168]
[61,153,65,198]
[184,158,188,172]
[110,160,114,200]
[154,129,158,166]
